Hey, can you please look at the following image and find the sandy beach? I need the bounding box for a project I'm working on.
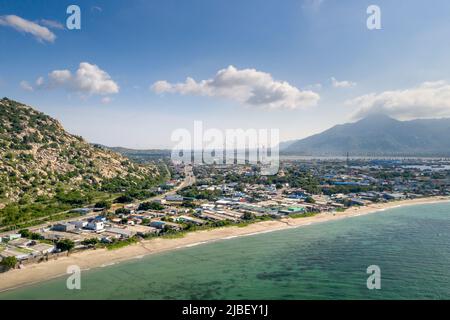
[1,196,449,293]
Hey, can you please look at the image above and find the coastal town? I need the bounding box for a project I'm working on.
[1,157,450,271]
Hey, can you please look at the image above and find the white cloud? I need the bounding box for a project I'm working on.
[32,62,119,96]
[347,81,450,120]
[48,69,72,85]
[39,19,64,30]
[0,15,56,43]
[35,76,45,86]
[20,81,33,91]
[74,62,119,95]
[151,65,320,110]
[331,77,356,88]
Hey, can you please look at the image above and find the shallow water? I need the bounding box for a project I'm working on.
[1,203,449,299]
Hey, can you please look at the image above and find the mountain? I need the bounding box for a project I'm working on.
[282,114,450,156]
[0,97,161,207]
[105,146,171,163]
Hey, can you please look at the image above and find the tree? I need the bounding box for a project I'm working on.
[305,196,316,204]
[114,194,134,203]
[242,212,256,220]
[0,256,18,270]
[19,229,44,240]
[115,208,131,215]
[138,201,164,211]
[181,200,196,208]
[94,200,111,210]
[56,239,75,252]
[19,229,31,238]
[81,238,99,246]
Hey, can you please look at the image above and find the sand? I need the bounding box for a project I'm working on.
[0,196,449,293]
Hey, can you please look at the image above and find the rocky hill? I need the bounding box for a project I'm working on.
[0,97,160,207]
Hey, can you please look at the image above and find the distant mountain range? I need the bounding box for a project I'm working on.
[281,114,450,157]
[104,146,171,163]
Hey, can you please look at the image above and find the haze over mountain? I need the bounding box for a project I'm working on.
[282,114,450,157]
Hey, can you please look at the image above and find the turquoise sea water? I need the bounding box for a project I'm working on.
[1,202,450,299]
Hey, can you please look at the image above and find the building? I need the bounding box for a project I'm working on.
[165,195,184,202]
[8,238,32,247]
[105,227,135,239]
[383,193,406,200]
[278,206,307,215]
[69,220,88,229]
[176,215,206,225]
[52,223,76,232]
[2,234,21,241]
[29,243,56,255]
[86,221,105,231]
[150,221,166,229]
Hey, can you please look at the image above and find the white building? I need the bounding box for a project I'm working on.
[86,221,105,231]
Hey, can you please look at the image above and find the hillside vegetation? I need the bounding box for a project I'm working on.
[0,98,165,230]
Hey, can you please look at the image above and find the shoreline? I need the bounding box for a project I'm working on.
[1,196,449,293]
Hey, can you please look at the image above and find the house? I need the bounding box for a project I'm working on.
[29,242,55,255]
[176,215,206,226]
[52,223,76,232]
[348,198,367,206]
[126,225,159,237]
[3,234,21,241]
[86,221,105,231]
[215,199,232,206]
[165,195,184,202]
[105,227,135,239]
[149,221,181,231]
[69,220,88,229]
[150,221,166,229]
[8,238,32,247]
[94,216,107,222]
[383,193,406,200]
[0,247,32,261]
[278,206,307,215]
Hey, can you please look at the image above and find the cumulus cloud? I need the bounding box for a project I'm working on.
[31,62,119,96]
[151,65,320,110]
[20,81,33,91]
[331,77,356,88]
[347,81,450,120]
[0,15,56,43]
[39,19,64,30]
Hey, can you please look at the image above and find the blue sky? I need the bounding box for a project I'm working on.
[2,0,450,148]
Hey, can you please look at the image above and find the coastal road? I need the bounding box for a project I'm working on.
[0,164,196,236]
